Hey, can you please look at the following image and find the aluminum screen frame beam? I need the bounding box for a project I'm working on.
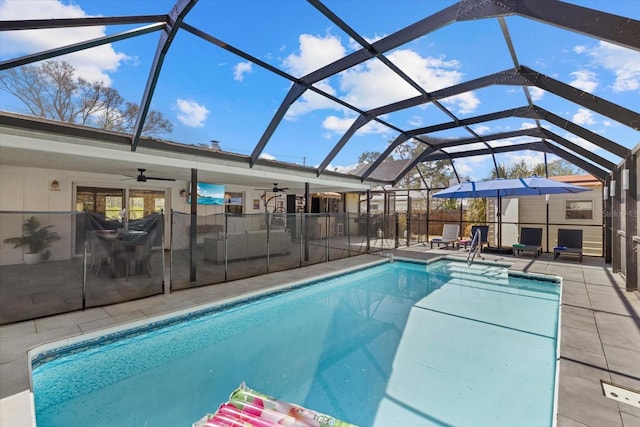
[0,23,165,71]
[332,65,636,174]
[0,15,166,31]
[131,0,198,152]
[414,140,609,181]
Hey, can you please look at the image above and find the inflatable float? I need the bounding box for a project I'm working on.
[194,382,358,427]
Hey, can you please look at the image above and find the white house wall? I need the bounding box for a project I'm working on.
[0,164,283,265]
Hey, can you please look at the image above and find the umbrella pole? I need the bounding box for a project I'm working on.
[498,196,502,248]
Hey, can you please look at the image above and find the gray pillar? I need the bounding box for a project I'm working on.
[189,168,197,282]
[624,154,637,291]
[304,182,310,261]
[611,170,621,273]
[366,189,371,253]
[604,176,612,264]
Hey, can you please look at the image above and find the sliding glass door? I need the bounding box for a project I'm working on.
[75,186,165,254]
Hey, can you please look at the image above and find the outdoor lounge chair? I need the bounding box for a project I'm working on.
[554,229,583,262]
[430,224,460,249]
[512,227,543,257]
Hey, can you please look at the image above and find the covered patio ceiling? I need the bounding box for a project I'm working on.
[0,0,639,187]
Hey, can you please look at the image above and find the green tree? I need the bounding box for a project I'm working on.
[464,197,486,225]
[489,163,509,179]
[533,159,582,177]
[0,61,173,137]
[508,160,531,178]
[357,150,386,165]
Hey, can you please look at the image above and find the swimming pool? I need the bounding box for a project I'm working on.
[31,258,561,427]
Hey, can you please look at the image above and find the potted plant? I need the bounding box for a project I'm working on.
[3,216,61,265]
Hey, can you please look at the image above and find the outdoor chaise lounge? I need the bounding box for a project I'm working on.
[512,227,543,257]
[430,224,460,249]
[554,229,583,262]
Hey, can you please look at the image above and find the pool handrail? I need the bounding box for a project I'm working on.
[467,228,481,266]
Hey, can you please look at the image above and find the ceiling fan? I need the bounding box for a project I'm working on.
[256,183,289,193]
[130,168,176,182]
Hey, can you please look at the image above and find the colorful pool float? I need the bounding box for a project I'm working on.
[194,382,358,427]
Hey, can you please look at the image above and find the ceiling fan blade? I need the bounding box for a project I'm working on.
[146,176,176,181]
[130,168,175,182]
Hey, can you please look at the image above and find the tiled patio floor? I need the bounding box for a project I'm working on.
[1,247,638,426]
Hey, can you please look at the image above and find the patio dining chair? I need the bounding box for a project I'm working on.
[115,230,155,280]
[88,231,114,276]
[554,229,583,262]
[512,227,543,258]
[430,224,460,249]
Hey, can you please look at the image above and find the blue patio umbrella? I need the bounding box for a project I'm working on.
[432,176,590,248]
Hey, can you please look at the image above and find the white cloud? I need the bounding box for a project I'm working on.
[233,62,252,81]
[175,98,210,127]
[452,155,492,180]
[321,115,391,136]
[573,45,587,54]
[453,162,473,177]
[282,34,346,77]
[408,115,423,127]
[0,0,128,84]
[259,152,276,160]
[352,49,480,114]
[529,87,545,101]
[565,133,599,152]
[284,37,479,130]
[322,115,356,134]
[569,70,598,93]
[588,41,640,92]
[519,122,537,130]
[473,125,490,135]
[504,152,546,169]
[286,81,340,119]
[441,92,480,114]
[573,108,595,126]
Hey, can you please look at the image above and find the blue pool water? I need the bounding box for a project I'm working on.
[32,259,561,427]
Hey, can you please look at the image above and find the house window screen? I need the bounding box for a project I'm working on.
[565,200,593,220]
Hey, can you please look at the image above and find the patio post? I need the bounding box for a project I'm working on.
[366,189,371,253]
[546,194,550,253]
[611,170,621,273]
[189,168,197,282]
[624,152,637,291]
[224,213,229,282]
[406,193,411,247]
[426,189,430,245]
[304,182,310,261]
[325,213,329,262]
[604,176,612,264]
[395,212,399,248]
[82,213,88,310]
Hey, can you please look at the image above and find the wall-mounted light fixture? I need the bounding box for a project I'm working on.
[603,186,609,200]
[49,179,60,191]
[610,180,616,198]
[179,189,187,197]
[621,169,629,191]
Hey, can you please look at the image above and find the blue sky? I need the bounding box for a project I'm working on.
[1,0,638,181]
